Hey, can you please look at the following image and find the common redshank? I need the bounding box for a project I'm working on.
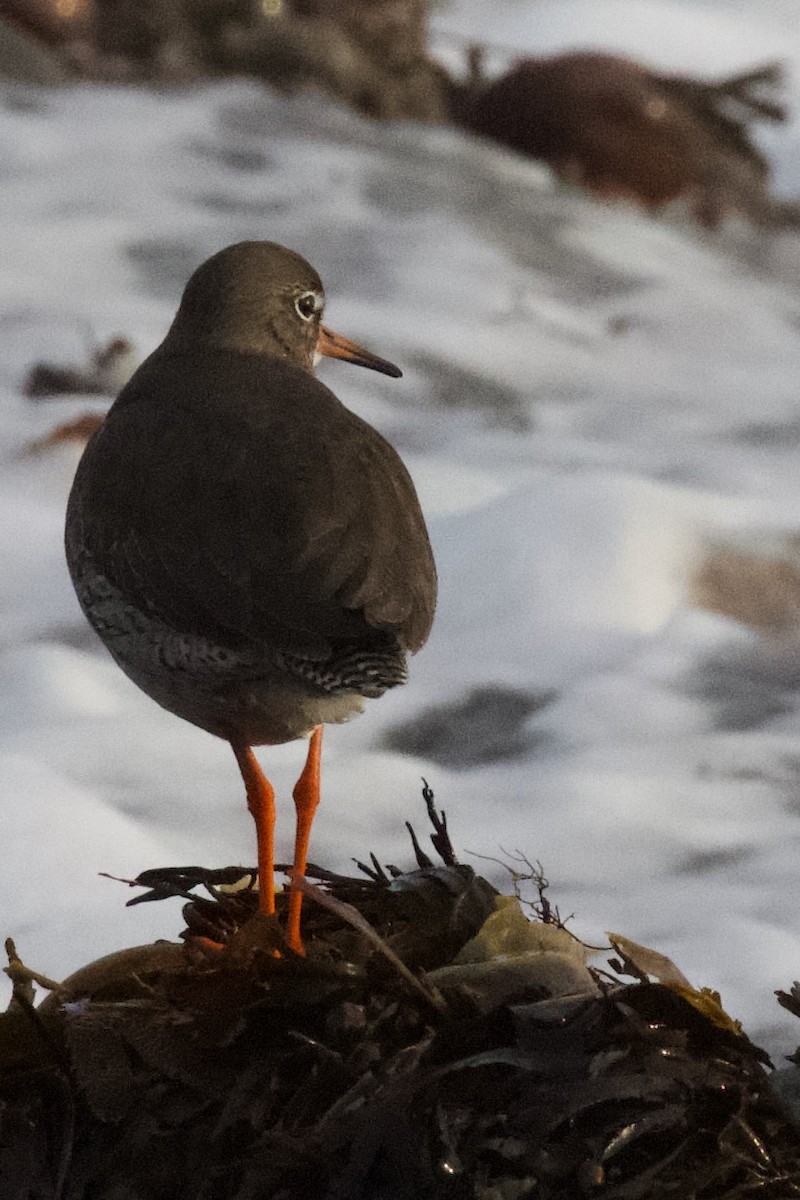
[65,241,437,953]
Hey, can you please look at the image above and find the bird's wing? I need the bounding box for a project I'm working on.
[69,349,436,658]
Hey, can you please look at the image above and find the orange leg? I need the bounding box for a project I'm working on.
[231,741,276,916]
[286,725,323,954]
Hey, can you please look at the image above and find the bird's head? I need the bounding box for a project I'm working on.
[166,241,401,379]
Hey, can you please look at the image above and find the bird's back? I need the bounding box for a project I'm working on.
[67,343,437,667]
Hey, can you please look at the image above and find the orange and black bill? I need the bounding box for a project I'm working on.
[318,326,402,379]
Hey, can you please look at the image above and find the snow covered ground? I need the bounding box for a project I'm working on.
[3,0,800,1056]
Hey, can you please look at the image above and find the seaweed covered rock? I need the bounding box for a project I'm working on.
[9,0,451,116]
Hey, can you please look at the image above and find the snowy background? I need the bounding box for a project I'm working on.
[3,0,800,1056]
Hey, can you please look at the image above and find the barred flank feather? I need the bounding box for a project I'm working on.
[276,645,408,697]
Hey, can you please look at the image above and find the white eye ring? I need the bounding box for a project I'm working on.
[295,291,322,321]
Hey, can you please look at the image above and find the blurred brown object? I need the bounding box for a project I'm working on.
[691,546,800,634]
[23,335,138,399]
[1,0,92,45]
[457,50,799,229]
[288,0,426,72]
[2,0,450,115]
[91,0,199,77]
[224,0,449,119]
[12,0,446,112]
[26,411,105,454]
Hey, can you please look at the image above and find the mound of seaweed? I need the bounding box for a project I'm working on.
[1,792,799,1199]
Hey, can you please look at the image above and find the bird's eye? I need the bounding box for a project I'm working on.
[295,291,321,321]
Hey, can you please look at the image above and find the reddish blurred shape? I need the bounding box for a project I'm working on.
[459,50,795,228]
[26,411,105,455]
